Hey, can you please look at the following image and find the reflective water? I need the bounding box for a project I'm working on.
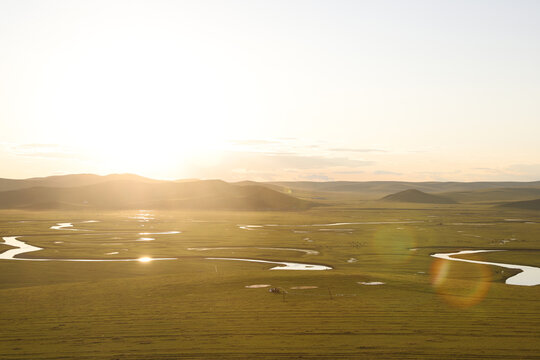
[238,221,423,230]
[137,237,155,241]
[431,250,540,286]
[358,282,385,285]
[0,236,176,262]
[206,257,332,270]
[188,247,319,255]
[0,237,43,259]
[138,231,181,235]
[50,223,76,230]
[290,286,318,289]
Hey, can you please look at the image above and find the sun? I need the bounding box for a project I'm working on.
[76,119,231,179]
[138,256,153,263]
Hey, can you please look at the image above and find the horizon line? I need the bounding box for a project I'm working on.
[1,173,539,184]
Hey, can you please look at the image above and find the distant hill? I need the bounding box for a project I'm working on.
[441,187,540,203]
[5,176,539,196]
[234,180,285,192]
[0,179,314,211]
[498,198,540,210]
[0,173,160,192]
[268,180,540,199]
[2,174,540,209]
[380,189,457,204]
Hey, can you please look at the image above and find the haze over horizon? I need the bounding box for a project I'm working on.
[1,0,539,182]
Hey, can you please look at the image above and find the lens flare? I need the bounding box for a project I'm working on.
[430,257,492,308]
[138,257,153,263]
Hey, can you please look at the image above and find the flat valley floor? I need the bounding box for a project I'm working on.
[0,205,539,359]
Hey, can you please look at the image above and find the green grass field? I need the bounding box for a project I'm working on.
[0,205,539,359]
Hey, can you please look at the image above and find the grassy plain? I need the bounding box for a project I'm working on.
[0,204,539,359]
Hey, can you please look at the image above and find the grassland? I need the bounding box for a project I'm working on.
[0,204,539,359]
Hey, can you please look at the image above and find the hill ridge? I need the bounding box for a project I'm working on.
[381,189,457,204]
[0,178,314,211]
[498,198,540,210]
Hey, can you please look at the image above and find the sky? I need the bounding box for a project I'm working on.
[1,0,539,182]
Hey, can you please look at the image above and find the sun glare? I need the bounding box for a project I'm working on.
[138,257,153,263]
[77,119,232,179]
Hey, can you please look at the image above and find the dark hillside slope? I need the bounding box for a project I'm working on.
[381,189,457,204]
[268,180,540,198]
[442,188,540,203]
[0,173,160,192]
[498,198,540,210]
[0,180,314,211]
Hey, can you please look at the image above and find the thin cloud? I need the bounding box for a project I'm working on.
[334,170,365,175]
[472,167,507,174]
[229,139,280,146]
[506,163,540,174]
[329,148,387,153]
[186,151,374,181]
[301,174,333,181]
[13,143,60,150]
[249,153,374,170]
[374,170,402,175]
[7,143,82,159]
[414,170,463,181]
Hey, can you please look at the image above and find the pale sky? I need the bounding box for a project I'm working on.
[1,0,539,181]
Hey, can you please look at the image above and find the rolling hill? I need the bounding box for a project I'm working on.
[0,179,314,211]
[0,173,161,192]
[2,174,540,209]
[441,187,540,203]
[498,198,540,210]
[380,189,457,204]
[268,180,540,199]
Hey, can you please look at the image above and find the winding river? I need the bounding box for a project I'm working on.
[50,223,77,230]
[188,247,319,255]
[3,219,538,278]
[205,257,332,270]
[1,220,329,269]
[431,250,540,286]
[0,237,177,262]
[0,236,330,269]
[238,221,423,230]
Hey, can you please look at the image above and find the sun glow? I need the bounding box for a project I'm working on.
[138,257,153,263]
[77,119,231,178]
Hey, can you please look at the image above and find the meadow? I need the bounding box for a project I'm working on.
[0,204,539,359]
